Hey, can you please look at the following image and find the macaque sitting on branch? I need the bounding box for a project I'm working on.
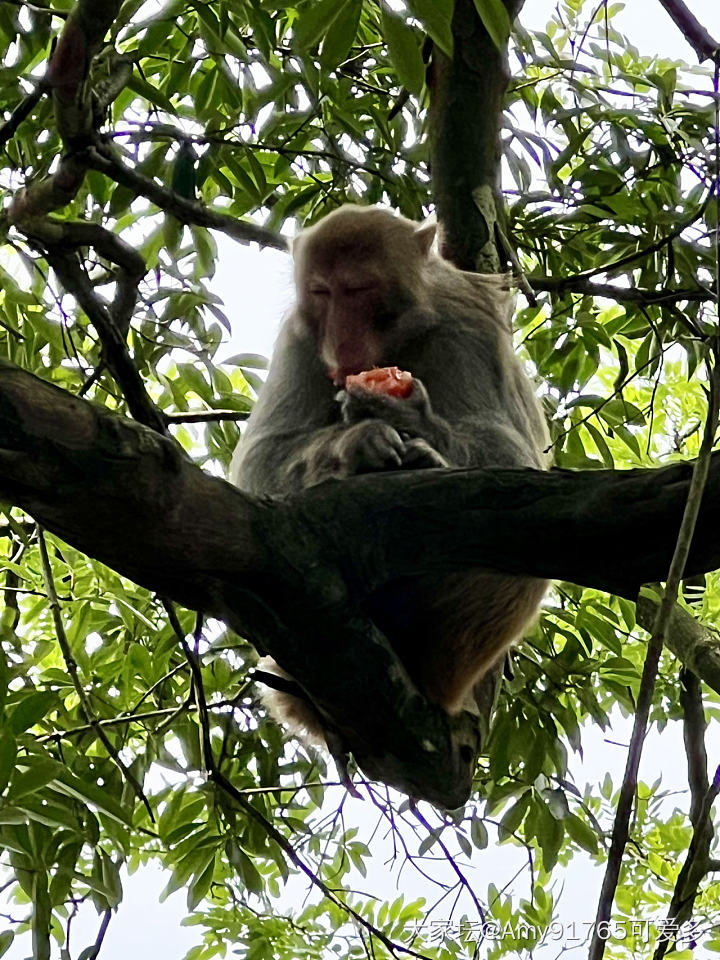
[231,204,549,742]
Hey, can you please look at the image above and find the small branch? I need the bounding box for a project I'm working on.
[528,276,714,306]
[653,674,716,960]
[555,192,715,288]
[411,804,486,923]
[89,142,288,253]
[0,86,45,148]
[656,0,720,62]
[43,249,167,434]
[635,596,720,696]
[589,350,720,960]
[5,154,88,223]
[37,526,154,821]
[111,124,400,184]
[681,669,709,827]
[20,218,146,337]
[166,410,250,424]
[2,0,67,15]
[84,910,112,960]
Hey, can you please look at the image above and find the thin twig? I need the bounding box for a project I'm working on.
[529,276,714,306]
[44,249,167,435]
[89,142,288,253]
[84,910,112,960]
[162,599,435,960]
[0,86,44,148]
[410,803,486,924]
[589,349,720,960]
[37,527,154,821]
[653,673,717,960]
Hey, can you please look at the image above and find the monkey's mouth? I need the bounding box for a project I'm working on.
[328,368,361,387]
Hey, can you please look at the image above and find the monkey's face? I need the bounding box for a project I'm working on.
[293,206,436,385]
[299,263,403,385]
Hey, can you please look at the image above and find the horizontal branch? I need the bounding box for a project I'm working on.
[2,361,720,799]
[0,361,478,806]
[166,409,250,424]
[529,275,714,306]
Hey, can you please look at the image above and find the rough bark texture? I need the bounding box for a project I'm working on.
[429,0,525,272]
[3,361,720,802]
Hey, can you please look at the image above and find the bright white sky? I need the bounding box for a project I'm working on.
[6,1,720,957]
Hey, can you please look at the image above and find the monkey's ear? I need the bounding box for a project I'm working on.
[414,219,436,257]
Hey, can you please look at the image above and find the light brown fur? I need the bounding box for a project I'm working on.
[231,205,549,744]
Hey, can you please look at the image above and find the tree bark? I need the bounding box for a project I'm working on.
[429,0,524,271]
[3,361,720,803]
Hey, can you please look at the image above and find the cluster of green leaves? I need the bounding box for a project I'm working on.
[1,0,720,957]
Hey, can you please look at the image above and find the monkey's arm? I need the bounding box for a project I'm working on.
[340,379,480,465]
[231,319,410,494]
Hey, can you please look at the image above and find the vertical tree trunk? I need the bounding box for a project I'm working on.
[429,0,524,272]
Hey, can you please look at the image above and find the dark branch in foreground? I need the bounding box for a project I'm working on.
[657,0,720,62]
[2,361,720,803]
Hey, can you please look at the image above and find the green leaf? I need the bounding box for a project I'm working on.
[473,0,512,51]
[50,771,134,827]
[294,0,350,51]
[0,931,14,958]
[382,8,424,95]
[470,817,489,849]
[542,787,570,820]
[566,813,599,854]
[0,733,17,796]
[321,0,362,69]
[8,757,64,800]
[187,852,216,911]
[223,353,268,369]
[126,73,177,114]
[406,0,453,58]
[9,691,56,734]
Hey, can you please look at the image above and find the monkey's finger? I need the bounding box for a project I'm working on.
[401,438,448,469]
[360,423,405,470]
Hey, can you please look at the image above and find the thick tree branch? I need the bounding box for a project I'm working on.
[3,361,720,802]
[636,596,720,696]
[45,0,124,145]
[656,0,720,62]
[429,0,524,271]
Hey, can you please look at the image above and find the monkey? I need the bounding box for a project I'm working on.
[230,204,550,743]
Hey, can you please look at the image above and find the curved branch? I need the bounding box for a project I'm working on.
[3,361,720,801]
[88,143,289,253]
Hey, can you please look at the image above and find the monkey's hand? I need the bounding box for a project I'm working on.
[341,378,450,466]
[338,420,405,474]
[401,438,449,469]
[288,420,405,486]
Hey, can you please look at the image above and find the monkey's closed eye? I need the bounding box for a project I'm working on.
[310,288,330,296]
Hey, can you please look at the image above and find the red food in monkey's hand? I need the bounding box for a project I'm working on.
[345,367,414,398]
